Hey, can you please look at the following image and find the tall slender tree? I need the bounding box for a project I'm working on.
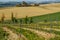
[1,13,5,23]
[20,19,22,27]
[14,13,18,23]
[25,16,28,24]
[30,17,33,24]
[11,12,15,23]
[14,17,18,23]
[20,19,22,24]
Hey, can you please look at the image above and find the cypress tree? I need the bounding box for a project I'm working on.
[30,17,33,24]
[25,16,28,24]
[15,18,18,23]
[14,13,18,23]
[11,12,15,23]
[20,19,22,24]
[1,13,5,23]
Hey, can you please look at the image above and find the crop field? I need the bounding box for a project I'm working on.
[0,3,60,20]
[0,3,60,40]
[0,22,60,40]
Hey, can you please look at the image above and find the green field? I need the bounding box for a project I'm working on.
[34,12,60,22]
[24,12,60,23]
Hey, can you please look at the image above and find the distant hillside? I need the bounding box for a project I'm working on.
[27,12,60,23]
[0,2,20,7]
[0,1,60,7]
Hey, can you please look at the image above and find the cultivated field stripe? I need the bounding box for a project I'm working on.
[43,28,60,31]
[7,25,45,40]
[2,27,28,40]
[2,27,20,40]
[5,26,29,40]
[22,28,55,40]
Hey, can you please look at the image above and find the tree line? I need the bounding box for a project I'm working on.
[16,1,40,7]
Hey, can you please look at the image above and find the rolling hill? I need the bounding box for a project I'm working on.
[0,3,60,21]
[30,12,60,23]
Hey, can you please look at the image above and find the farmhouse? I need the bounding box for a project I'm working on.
[16,1,40,7]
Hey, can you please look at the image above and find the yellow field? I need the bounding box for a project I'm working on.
[0,3,60,20]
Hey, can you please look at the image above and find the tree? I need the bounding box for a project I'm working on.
[44,20,48,22]
[22,1,28,6]
[16,3,22,7]
[22,1,28,5]
[14,17,18,23]
[11,13,18,23]
[20,19,22,24]
[11,12,15,23]
[29,17,33,24]
[25,16,28,24]
[1,13,5,23]
[34,4,39,6]
[20,19,22,27]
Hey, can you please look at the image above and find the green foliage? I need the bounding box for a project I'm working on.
[18,12,60,23]
[20,19,22,24]
[25,16,28,24]
[29,17,33,24]
[50,36,60,40]
[11,13,18,23]
[19,28,45,40]
[31,12,60,23]
[7,26,45,40]
[22,1,28,5]
[0,28,9,40]
[14,18,18,23]
[34,4,39,6]
[11,13,14,23]
[1,13,5,23]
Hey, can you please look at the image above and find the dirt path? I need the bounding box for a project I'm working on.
[2,27,27,40]
[44,28,60,31]
[22,28,56,40]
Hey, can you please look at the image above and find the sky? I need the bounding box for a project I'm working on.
[0,0,60,2]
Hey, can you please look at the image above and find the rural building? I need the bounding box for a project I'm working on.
[16,1,40,7]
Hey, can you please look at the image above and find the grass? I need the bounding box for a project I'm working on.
[50,36,60,40]
[23,25,60,35]
[0,27,9,40]
[27,12,60,23]
[17,24,60,35]
[17,12,60,23]
[19,28,45,40]
[40,28,60,35]
[1,23,60,40]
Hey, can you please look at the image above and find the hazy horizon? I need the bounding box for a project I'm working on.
[0,0,60,2]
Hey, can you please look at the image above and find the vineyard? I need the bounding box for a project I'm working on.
[0,22,60,40]
[0,3,60,40]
